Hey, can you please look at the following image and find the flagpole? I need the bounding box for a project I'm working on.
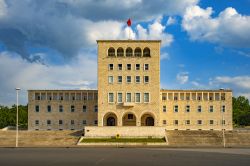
[129,28,130,40]
[127,18,132,40]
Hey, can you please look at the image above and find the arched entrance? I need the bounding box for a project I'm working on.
[141,113,155,126]
[103,112,118,126]
[145,117,154,126]
[122,113,136,126]
[107,117,116,126]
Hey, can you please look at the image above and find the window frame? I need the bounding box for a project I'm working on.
[144,75,149,84]
[126,92,132,103]
[117,76,122,83]
[126,76,132,83]
[108,64,114,70]
[144,92,150,103]
[117,92,123,103]
[135,92,141,103]
[108,92,114,103]
[108,75,114,84]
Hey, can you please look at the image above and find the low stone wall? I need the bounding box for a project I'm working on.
[84,126,166,138]
[0,130,81,147]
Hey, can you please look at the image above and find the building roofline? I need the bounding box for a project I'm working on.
[28,89,98,91]
[96,39,161,43]
[160,89,232,92]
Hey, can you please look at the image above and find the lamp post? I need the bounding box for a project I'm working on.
[15,88,21,148]
[222,110,226,148]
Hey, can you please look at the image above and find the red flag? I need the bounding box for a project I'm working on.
[127,18,131,26]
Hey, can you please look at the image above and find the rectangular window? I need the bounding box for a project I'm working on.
[163,105,166,112]
[83,105,87,112]
[163,120,166,125]
[222,120,226,125]
[47,120,51,125]
[222,105,226,112]
[126,93,132,102]
[144,93,149,103]
[209,105,214,112]
[109,64,113,70]
[47,105,51,112]
[135,93,141,103]
[59,120,63,125]
[94,120,98,125]
[108,76,114,84]
[117,92,123,103]
[174,105,178,112]
[71,120,74,125]
[135,76,140,83]
[94,105,98,112]
[135,64,140,70]
[82,120,87,125]
[144,64,149,70]
[118,64,122,70]
[144,76,149,83]
[118,76,122,83]
[35,105,39,112]
[71,105,75,112]
[35,120,39,126]
[174,120,178,125]
[197,120,202,125]
[186,105,190,112]
[197,105,202,112]
[126,76,131,83]
[127,64,131,70]
[108,93,114,103]
[59,105,63,112]
[209,120,214,125]
[186,120,190,125]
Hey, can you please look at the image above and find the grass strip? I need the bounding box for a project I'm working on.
[81,137,166,143]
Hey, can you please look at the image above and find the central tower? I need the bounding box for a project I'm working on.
[97,40,161,127]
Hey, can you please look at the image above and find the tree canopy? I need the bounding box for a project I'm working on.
[233,96,250,126]
[0,105,28,129]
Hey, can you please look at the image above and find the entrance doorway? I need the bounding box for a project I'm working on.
[145,117,154,126]
[107,117,116,126]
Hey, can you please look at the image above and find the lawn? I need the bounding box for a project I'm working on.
[81,137,166,143]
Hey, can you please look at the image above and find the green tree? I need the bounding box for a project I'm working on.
[0,105,28,129]
[233,96,250,126]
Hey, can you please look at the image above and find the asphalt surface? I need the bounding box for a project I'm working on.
[0,148,249,166]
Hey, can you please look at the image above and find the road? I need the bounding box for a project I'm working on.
[0,148,249,166]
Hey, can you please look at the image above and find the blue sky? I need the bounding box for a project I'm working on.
[0,0,250,105]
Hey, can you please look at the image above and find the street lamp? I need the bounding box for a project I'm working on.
[15,88,21,148]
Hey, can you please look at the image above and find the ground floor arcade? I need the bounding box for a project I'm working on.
[102,112,155,126]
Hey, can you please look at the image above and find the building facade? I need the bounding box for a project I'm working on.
[28,40,233,131]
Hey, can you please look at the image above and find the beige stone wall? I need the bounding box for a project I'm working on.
[27,40,234,131]
[84,126,166,137]
[159,90,233,130]
[28,90,98,130]
[97,40,161,126]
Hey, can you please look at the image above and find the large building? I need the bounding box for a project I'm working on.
[28,40,233,131]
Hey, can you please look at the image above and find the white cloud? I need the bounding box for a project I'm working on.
[0,52,97,105]
[176,72,189,84]
[209,75,250,100]
[161,52,170,60]
[182,6,250,48]
[166,17,176,26]
[136,17,174,47]
[0,0,7,18]
[213,76,250,89]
